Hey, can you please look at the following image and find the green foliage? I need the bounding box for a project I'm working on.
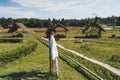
[80,44,90,51]
[1,16,120,28]
[12,33,24,38]
[110,55,120,62]
[0,38,23,43]
[0,41,38,64]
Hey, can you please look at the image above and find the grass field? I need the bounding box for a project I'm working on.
[0,27,120,79]
[58,47,120,80]
[0,43,24,53]
[57,38,120,69]
[56,27,120,69]
[56,27,120,38]
[0,32,88,80]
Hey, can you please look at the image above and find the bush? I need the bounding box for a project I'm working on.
[54,34,66,38]
[0,38,23,43]
[0,41,38,64]
[110,55,120,62]
[12,33,24,38]
[80,44,90,51]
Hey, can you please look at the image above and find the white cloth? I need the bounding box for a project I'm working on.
[49,35,58,60]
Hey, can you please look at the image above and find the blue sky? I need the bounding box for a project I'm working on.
[0,0,120,19]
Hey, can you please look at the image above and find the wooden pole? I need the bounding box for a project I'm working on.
[65,31,66,38]
[48,29,58,78]
[49,38,52,74]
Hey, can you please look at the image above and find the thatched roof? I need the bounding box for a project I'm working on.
[15,23,28,30]
[8,23,28,33]
[53,22,69,32]
[82,17,105,34]
[82,24,105,34]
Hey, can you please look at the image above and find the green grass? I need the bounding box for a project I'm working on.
[0,41,88,80]
[18,27,120,38]
[0,33,88,80]
[0,41,49,80]
[57,39,120,69]
[0,41,37,65]
[0,43,24,53]
[58,58,88,80]
[0,27,120,79]
[58,48,120,80]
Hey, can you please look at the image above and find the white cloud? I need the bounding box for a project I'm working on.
[10,0,100,11]
[2,0,120,19]
[0,6,41,18]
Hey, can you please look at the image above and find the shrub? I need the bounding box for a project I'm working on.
[0,41,38,64]
[110,55,120,62]
[12,33,24,38]
[0,38,23,43]
[80,44,90,51]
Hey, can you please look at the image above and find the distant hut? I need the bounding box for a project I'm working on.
[8,23,29,33]
[46,22,69,38]
[82,17,105,38]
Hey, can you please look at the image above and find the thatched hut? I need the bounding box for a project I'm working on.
[8,23,29,33]
[82,17,105,38]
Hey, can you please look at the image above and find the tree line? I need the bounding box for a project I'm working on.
[0,16,120,28]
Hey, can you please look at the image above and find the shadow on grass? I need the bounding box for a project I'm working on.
[0,70,50,80]
[74,36,99,39]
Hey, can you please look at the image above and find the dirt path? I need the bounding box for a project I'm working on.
[57,44,120,76]
[42,37,120,76]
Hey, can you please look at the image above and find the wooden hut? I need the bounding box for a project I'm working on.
[8,23,29,33]
[82,17,105,38]
[46,23,69,38]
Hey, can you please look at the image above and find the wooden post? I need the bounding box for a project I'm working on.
[48,28,58,78]
[65,31,66,38]
[49,39,52,74]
